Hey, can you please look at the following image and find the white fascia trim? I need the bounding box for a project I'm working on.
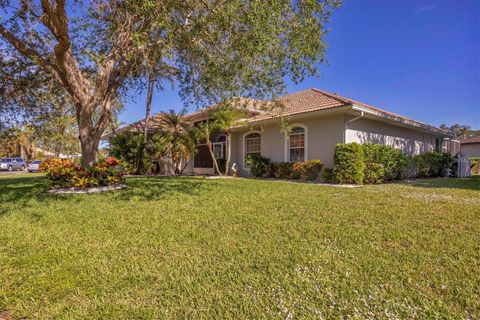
[242,130,262,170]
[351,104,449,137]
[284,123,308,162]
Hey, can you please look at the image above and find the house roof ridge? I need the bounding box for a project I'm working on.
[309,88,449,134]
[461,135,480,144]
[309,88,352,105]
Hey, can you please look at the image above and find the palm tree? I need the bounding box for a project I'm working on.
[159,109,196,174]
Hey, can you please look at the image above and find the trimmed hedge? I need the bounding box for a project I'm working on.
[411,151,457,178]
[332,143,365,184]
[362,144,407,183]
[324,143,456,184]
[292,160,324,181]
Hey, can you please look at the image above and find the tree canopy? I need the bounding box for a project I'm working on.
[1,0,341,167]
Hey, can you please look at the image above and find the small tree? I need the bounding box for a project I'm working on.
[207,103,248,175]
[159,109,196,174]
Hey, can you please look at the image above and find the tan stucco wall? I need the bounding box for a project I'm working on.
[193,113,443,177]
[231,113,345,176]
[345,117,437,155]
[461,143,480,158]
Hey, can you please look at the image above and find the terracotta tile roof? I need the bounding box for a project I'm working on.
[461,136,480,144]
[247,88,449,135]
[104,88,450,138]
[247,89,348,122]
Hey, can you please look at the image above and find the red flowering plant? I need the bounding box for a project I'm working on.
[41,157,124,190]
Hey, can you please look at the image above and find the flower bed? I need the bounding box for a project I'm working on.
[40,157,125,190]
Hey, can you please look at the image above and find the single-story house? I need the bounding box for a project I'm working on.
[460,136,480,158]
[107,88,455,176]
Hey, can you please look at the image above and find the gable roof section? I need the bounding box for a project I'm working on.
[247,88,449,136]
[103,88,450,139]
[461,136,480,145]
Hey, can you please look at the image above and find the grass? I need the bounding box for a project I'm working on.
[0,174,479,319]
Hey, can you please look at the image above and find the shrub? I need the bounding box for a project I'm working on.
[363,162,385,184]
[108,131,147,175]
[42,157,124,189]
[322,167,334,183]
[362,144,408,183]
[39,158,73,172]
[274,162,293,179]
[245,154,272,177]
[332,143,365,184]
[412,151,456,178]
[292,160,323,181]
[264,161,276,178]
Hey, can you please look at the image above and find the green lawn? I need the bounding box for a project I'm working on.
[0,174,479,319]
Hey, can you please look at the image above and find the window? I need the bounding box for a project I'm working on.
[245,133,261,162]
[289,126,305,162]
[213,134,226,159]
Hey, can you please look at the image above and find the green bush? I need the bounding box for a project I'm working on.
[292,160,323,181]
[332,143,365,184]
[322,167,334,183]
[274,162,293,179]
[362,144,408,183]
[245,154,272,177]
[108,131,148,175]
[412,151,456,178]
[363,162,385,184]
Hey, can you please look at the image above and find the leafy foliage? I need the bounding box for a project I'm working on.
[40,157,124,189]
[332,143,365,184]
[274,162,294,179]
[411,152,457,178]
[245,154,272,177]
[1,0,341,167]
[327,144,457,184]
[158,109,196,174]
[362,144,408,183]
[108,131,147,175]
[292,160,324,181]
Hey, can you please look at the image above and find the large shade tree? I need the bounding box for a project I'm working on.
[1,0,341,168]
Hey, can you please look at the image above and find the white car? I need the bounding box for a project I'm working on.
[27,160,42,172]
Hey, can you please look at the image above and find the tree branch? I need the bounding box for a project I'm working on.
[0,24,67,87]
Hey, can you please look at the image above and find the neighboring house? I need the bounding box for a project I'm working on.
[106,88,454,176]
[460,136,480,158]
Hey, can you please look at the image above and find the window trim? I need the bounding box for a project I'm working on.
[213,133,227,159]
[243,130,262,169]
[284,123,308,162]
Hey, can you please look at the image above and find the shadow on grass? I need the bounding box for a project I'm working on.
[0,175,89,217]
[115,176,212,201]
[404,176,480,191]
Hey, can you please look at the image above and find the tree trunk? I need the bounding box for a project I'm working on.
[144,76,154,144]
[206,140,221,175]
[79,133,100,168]
[225,130,231,175]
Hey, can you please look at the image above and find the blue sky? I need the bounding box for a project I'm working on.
[119,0,480,129]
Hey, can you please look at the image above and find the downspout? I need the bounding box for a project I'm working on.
[343,111,364,143]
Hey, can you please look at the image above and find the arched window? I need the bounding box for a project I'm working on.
[244,132,261,163]
[289,126,305,162]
